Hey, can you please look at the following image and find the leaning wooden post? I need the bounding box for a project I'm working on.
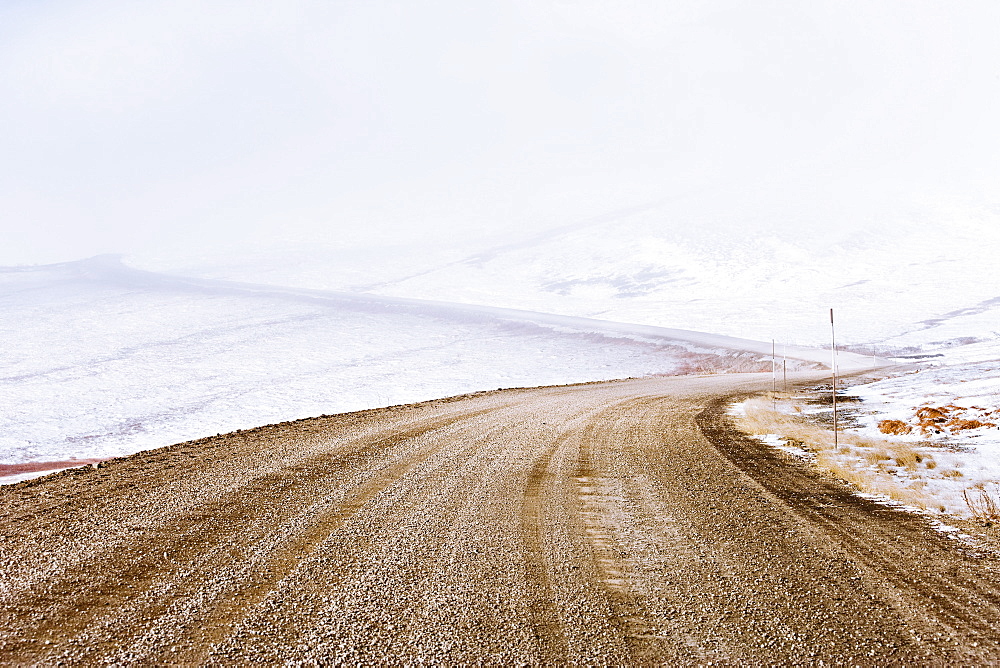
[772,339,777,410]
[782,343,787,392]
[830,308,838,452]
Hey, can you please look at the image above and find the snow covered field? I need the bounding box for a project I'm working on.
[737,338,1000,521]
[3,255,828,481]
[843,341,1000,517]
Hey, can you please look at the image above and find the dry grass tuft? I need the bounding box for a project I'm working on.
[893,447,921,471]
[863,449,891,466]
[875,403,1000,440]
[737,397,945,511]
[740,397,835,450]
[964,485,1000,523]
[947,418,997,432]
[916,406,948,421]
[814,451,930,508]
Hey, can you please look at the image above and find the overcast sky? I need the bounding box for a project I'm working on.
[3,0,999,265]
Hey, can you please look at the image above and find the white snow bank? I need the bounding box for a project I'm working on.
[0,257,814,480]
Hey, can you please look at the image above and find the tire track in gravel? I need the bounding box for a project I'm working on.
[571,398,658,654]
[3,407,501,664]
[567,394,727,663]
[174,414,499,664]
[698,397,1000,658]
[519,394,676,664]
[5,373,1000,664]
[641,390,929,662]
[230,417,527,665]
[518,396,643,662]
[520,433,571,659]
[198,411,520,664]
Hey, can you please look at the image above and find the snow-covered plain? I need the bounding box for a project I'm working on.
[737,336,1000,520]
[2,255,825,480]
[839,341,1000,516]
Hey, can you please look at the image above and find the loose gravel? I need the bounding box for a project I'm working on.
[2,373,999,664]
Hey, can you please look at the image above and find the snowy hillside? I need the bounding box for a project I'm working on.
[129,197,1000,351]
[2,255,823,480]
[5,198,999,484]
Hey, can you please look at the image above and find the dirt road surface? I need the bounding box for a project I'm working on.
[2,373,1000,664]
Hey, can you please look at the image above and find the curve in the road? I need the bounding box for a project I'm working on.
[0,373,998,664]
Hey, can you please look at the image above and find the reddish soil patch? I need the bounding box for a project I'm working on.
[896,404,1000,436]
[947,419,997,432]
[0,459,106,476]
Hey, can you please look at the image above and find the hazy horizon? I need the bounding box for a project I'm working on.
[4,1,1000,267]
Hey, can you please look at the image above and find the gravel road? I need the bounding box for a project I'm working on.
[2,373,1000,664]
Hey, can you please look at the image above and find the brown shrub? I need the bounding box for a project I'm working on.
[915,406,953,435]
[878,419,912,435]
[947,419,997,432]
[916,406,949,422]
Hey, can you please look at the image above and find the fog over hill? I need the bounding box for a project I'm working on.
[4,1,999,272]
[128,196,1000,349]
